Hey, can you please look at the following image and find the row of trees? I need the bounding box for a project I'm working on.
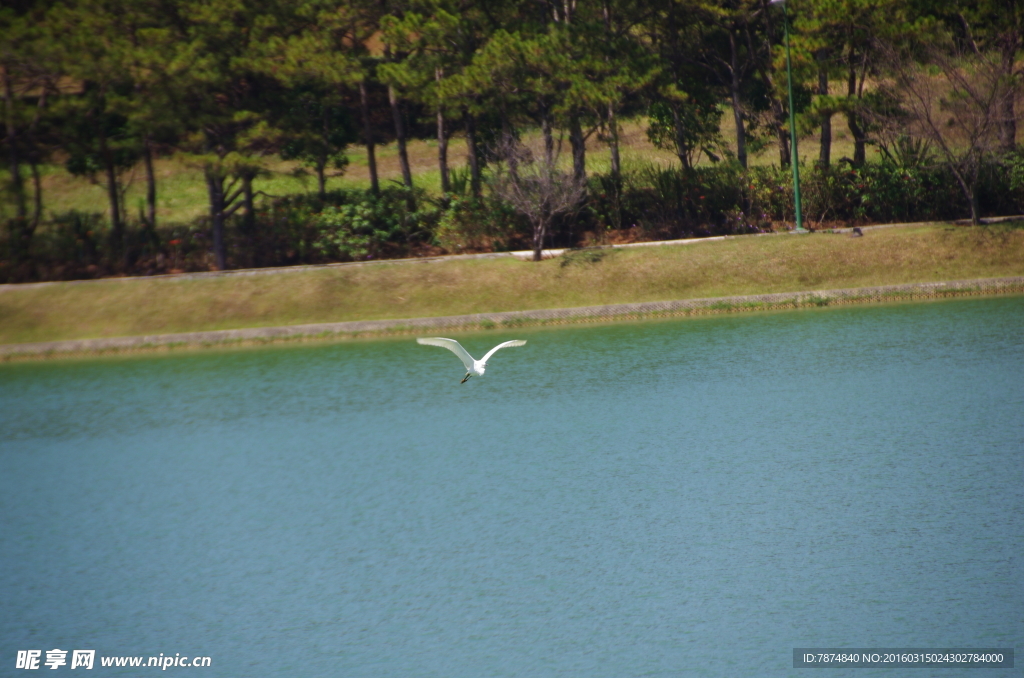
[2,0,1022,268]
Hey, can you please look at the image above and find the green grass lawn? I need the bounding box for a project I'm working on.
[2,223,1021,345]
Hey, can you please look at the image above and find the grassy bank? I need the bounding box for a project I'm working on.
[2,223,1023,346]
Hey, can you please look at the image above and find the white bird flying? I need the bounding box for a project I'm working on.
[417,337,527,383]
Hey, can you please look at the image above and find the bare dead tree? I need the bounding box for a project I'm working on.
[489,135,587,262]
[879,35,1019,225]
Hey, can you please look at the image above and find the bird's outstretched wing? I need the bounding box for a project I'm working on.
[481,340,527,364]
[417,337,476,371]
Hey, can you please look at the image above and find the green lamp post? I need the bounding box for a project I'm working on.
[771,0,805,232]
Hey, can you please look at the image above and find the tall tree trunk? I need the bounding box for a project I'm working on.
[242,173,255,233]
[437,110,449,193]
[464,107,481,197]
[532,219,547,262]
[236,172,254,267]
[607,102,621,180]
[30,160,42,230]
[817,51,831,168]
[206,169,226,270]
[316,160,327,199]
[143,136,157,230]
[436,68,450,195]
[97,120,124,264]
[998,86,1017,152]
[998,38,1019,151]
[948,163,981,225]
[569,112,586,183]
[388,85,413,191]
[770,88,791,167]
[27,83,47,234]
[729,30,747,169]
[541,100,554,167]
[501,114,520,180]
[671,103,691,170]
[359,80,379,194]
[846,57,866,166]
[751,17,790,167]
[102,151,122,240]
[602,1,620,181]
[3,64,27,222]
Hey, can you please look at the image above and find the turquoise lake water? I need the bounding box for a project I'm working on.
[2,297,1022,677]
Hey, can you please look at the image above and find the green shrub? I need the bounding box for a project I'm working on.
[744,166,793,225]
[582,163,776,239]
[434,195,522,253]
[801,162,966,224]
[310,204,374,261]
[233,186,438,266]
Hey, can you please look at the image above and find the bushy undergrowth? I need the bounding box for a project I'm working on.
[3,156,1020,283]
[802,163,970,224]
[234,186,436,268]
[434,194,525,253]
[584,165,779,241]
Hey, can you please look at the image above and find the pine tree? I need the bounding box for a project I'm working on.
[1,0,54,262]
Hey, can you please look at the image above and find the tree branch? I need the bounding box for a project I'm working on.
[222,200,246,220]
[223,186,245,208]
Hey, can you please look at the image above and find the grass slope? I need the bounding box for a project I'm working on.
[2,224,1022,345]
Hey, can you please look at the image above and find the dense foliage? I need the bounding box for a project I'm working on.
[1,0,1021,281]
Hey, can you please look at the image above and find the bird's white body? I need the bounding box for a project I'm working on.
[417,337,527,382]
